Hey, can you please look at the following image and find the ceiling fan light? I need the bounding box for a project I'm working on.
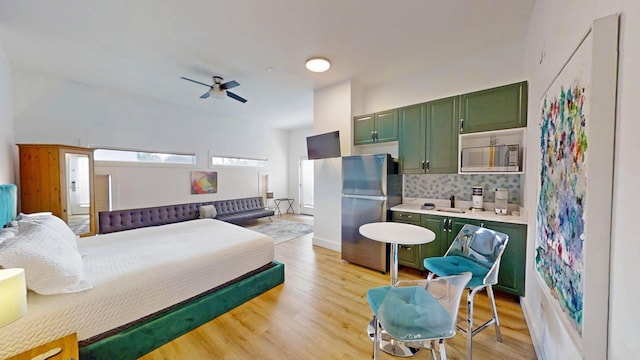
[305,57,331,73]
[211,89,225,99]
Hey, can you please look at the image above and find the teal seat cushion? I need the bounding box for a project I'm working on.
[423,256,489,288]
[367,286,454,340]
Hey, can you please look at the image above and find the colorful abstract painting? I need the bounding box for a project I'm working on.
[537,83,587,336]
[535,28,594,341]
[191,171,217,194]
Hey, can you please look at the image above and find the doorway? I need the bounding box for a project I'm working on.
[299,157,314,216]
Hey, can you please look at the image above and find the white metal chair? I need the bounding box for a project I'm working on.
[367,272,472,360]
[423,224,509,360]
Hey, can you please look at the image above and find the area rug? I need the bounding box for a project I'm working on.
[247,220,313,244]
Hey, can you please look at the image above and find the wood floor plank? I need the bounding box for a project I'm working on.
[141,215,536,360]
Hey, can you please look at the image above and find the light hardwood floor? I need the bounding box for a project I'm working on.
[141,214,536,360]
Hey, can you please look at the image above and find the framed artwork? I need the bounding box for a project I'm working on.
[191,171,217,194]
[535,15,618,357]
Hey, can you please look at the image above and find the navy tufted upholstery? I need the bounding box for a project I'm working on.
[98,197,274,234]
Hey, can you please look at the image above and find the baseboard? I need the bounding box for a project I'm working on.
[520,297,545,360]
[312,236,340,252]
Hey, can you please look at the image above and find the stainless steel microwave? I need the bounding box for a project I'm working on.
[460,144,520,172]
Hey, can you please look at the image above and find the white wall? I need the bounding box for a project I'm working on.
[11,68,290,209]
[287,126,314,214]
[312,80,352,251]
[363,40,526,115]
[0,42,14,184]
[522,1,640,359]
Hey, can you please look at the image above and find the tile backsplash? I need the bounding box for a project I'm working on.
[404,174,522,204]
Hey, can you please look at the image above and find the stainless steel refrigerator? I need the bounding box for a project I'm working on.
[341,154,402,272]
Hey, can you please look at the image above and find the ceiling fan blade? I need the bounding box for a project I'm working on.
[226,91,247,103]
[180,77,211,87]
[220,80,239,90]
[200,91,211,99]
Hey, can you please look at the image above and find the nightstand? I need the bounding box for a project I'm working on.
[6,333,78,360]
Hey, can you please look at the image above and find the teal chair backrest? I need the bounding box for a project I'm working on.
[445,224,509,286]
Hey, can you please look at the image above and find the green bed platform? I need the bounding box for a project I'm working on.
[79,261,284,360]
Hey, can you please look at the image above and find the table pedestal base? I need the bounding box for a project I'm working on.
[367,318,422,357]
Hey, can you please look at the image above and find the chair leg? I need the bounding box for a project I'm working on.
[486,285,503,342]
[438,339,447,360]
[466,289,474,360]
[373,316,379,360]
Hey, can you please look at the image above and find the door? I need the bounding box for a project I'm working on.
[341,196,388,272]
[374,109,399,143]
[459,81,528,133]
[299,157,314,215]
[66,153,91,215]
[353,114,375,145]
[425,96,459,174]
[341,154,389,197]
[398,103,426,174]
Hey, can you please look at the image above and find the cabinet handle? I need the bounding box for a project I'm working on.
[401,214,412,219]
[448,219,452,232]
[425,160,430,171]
[371,131,375,142]
[460,118,464,132]
[374,130,378,142]
[421,161,426,170]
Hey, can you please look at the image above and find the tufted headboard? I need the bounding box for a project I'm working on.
[0,184,17,228]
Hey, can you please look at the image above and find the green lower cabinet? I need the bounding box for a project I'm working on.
[479,220,527,297]
[391,211,422,269]
[393,212,527,296]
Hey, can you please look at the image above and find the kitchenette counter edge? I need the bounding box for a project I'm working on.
[391,203,528,225]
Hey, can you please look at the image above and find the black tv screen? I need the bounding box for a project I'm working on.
[306,131,341,160]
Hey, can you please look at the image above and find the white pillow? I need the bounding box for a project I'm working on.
[17,213,78,250]
[0,226,18,245]
[199,205,217,219]
[0,221,92,295]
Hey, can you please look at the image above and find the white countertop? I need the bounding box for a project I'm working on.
[391,203,528,225]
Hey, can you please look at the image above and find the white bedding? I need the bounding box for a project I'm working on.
[0,219,274,359]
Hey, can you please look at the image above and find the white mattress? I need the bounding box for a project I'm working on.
[0,219,274,359]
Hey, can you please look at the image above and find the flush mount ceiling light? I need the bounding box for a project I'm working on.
[305,57,331,73]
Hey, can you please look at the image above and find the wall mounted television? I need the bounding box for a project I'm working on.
[306,131,341,160]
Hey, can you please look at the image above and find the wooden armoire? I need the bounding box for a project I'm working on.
[17,144,96,236]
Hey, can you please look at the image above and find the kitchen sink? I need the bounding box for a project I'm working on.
[436,207,466,214]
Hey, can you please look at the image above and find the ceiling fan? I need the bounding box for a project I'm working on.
[180,76,247,103]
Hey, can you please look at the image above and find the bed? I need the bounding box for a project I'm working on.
[0,184,285,359]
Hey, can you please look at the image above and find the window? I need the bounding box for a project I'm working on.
[94,149,196,165]
[211,156,268,168]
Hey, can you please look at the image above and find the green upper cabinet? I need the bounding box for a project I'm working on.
[459,81,528,134]
[398,103,426,174]
[353,114,375,145]
[398,97,458,174]
[425,96,459,174]
[353,109,398,145]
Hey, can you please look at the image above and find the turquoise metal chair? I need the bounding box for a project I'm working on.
[367,273,472,360]
[423,224,509,360]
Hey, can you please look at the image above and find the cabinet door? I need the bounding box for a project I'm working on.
[392,211,421,269]
[425,96,459,174]
[460,81,528,133]
[420,215,449,261]
[481,221,527,296]
[374,109,398,143]
[398,104,426,174]
[353,114,375,145]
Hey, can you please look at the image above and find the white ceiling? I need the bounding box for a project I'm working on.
[0,0,535,130]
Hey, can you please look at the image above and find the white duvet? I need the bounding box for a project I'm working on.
[0,219,274,359]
